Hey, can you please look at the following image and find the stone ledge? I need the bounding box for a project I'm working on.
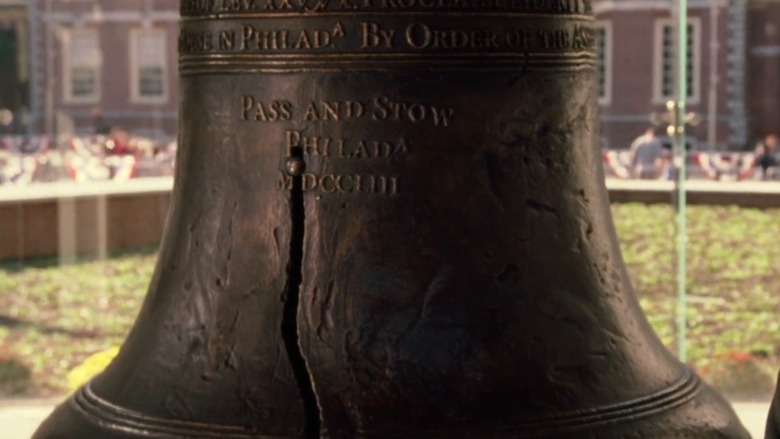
[2,178,779,262]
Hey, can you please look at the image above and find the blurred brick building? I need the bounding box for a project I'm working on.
[0,0,28,135]
[594,0,780,151]
[3,0,780,148]
[1,0,178,138]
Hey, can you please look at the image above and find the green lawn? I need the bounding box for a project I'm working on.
[1,204,779,397]
[0,249,156,396]
[613,204,780,395]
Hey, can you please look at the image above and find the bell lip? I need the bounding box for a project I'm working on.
[38,369,745,438]
[66,381,289,438]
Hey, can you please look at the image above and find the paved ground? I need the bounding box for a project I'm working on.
[734,401,772,438]
[0,398,59,439]
[0,398,772,438]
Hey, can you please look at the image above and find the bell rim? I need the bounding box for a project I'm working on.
[70,370,703,438]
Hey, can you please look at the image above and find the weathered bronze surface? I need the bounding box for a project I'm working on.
[767,373,780,437]
[35,2,750,438]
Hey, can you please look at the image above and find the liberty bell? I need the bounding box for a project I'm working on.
[34,1,750,437]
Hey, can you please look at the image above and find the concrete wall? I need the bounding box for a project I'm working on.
[2,179,780,262]
[0,188,169,262]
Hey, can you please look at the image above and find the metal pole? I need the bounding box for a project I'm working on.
[707,0,719,150]
[26,2,38,135]
[44,0,54,138]
[675,0,689,363]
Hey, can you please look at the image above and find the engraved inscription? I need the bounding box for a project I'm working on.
[179,18,596,59]
[363,21,592,51]
[216,0,258,12]
[286,130,409,159]
[302,100,366,122]
[179,30,214,53]
[182,0,319,13]
[403,23,513,50]
[233,93,455,197]
[218,31,235,49]
[256,0,330,12]
[539,24,593,49]
[241,95,294,121]
[239,97,455,128]
[259,96,432,197]
[181,0,213,14]
[240,23,346,50]
[278,172,399,195]
[362,22,396,49]
[182,0,592,15]
[371,96,455,127]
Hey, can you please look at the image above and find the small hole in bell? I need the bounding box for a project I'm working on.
[286,158,305,176]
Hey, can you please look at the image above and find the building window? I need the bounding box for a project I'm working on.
[131,29,167,103]
[595,21,612,105]
[654,18,700,103]
[63,30,100,103]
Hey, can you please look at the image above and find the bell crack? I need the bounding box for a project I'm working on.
[281,148,322,438]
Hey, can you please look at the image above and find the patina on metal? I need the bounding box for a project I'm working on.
[767,374,780,437]
[34,1,749,438]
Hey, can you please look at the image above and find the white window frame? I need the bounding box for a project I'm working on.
[595,20,612,106]
[62,28,101,104]
[653,17,701,105]
[129,28,168,104]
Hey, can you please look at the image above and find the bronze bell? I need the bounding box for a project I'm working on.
[767,373,780,437]
[35,2,750,438]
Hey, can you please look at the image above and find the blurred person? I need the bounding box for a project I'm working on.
[105,128,133,155]
[92,108,112,136]
[753,133,779,180]
[657,148,673,180]
[629,127,664,179]
[0,108,15,135]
